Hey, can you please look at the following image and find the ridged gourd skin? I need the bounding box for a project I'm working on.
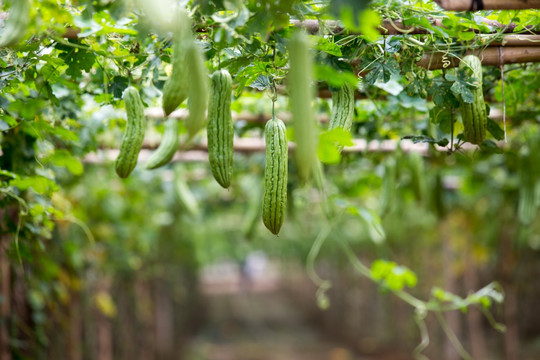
[459,55,487,145]
[288,30,317,182]
[207,69,234,188]
[145,117,179,170]
[115,87,146,178]
[185,41,209,139]
[0,0,30,48]
[161,8,192,116]
[262,117,288,235]
[329,82,355,132]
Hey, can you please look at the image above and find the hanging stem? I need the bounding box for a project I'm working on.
[499,47,507,143]
[450,107,455,152]
[436,311,474,360]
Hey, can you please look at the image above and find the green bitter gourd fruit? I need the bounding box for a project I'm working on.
[184,41,209,139]
[207,69,234,188]
[145,117,179,169]
[262,117,288,235]
[115,86,147,178]
[161,8,191,116]
[459,55,487,145]
[329,82,355,133]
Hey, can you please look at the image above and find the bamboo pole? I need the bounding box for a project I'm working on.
[418,46,540,69]
[290,19,540,36]
[59,18,539,40]
[433,0,540,10]
[84,137,486,165]
[486,35,540,46]
[144,107,504,123]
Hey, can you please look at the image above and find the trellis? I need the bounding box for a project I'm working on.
[84,107,505,164]
[76,7,540,163]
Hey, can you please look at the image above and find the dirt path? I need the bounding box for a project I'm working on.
[184,288,386,360]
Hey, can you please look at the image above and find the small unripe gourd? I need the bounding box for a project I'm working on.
[145,117,179,170]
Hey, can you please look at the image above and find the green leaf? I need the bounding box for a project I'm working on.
[384,37,401,54]
[446,69,477,104]
[44,150,84,175]
[10,176,58,195]
[370,260,417,290]
[487,118,505,141]
[249,75,271,91]
[57,42,97,78]
[365,59,400,85]
[479,140,503,154]
[315,64,357,88]
[315,37,342,57]
[107,76,129,99]
[331,0,371,28]
[450,81,474,103]
[458,31,475,41]
[317,128,353,164]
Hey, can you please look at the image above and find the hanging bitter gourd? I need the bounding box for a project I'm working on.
[329,82,355,133]
[459,55,487,145]
[184,40,209,139]
[0,0,31,48]
[207,69,234,188]
[161,8,191,116]
[262,117,288,235]
[288,30,318,182]
[115,86,147,178]
[145,118,179,170]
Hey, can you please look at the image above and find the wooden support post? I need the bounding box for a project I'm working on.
[0,235,10,360]
[0,207,11,360]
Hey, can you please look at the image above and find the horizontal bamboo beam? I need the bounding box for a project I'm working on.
[486,35,540,46]
[418,46,540,69]
[82,108,504,164]
[85,137,484,165]
[60,17,539,40]
[433,0,540,10]
[291,19,540,36]
[144,107,332,124]
[144,107,504,123]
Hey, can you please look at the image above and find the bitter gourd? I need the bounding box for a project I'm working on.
[262,117,288,235]
[145,117,179,170]
[207,69,234,188]
[161,8,191,116]
[329,82,355,133]
[115,86,146,178]
[184,41,209,139]
[459,55,487,145]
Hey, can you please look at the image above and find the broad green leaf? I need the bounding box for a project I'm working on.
[315,37,342,57]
